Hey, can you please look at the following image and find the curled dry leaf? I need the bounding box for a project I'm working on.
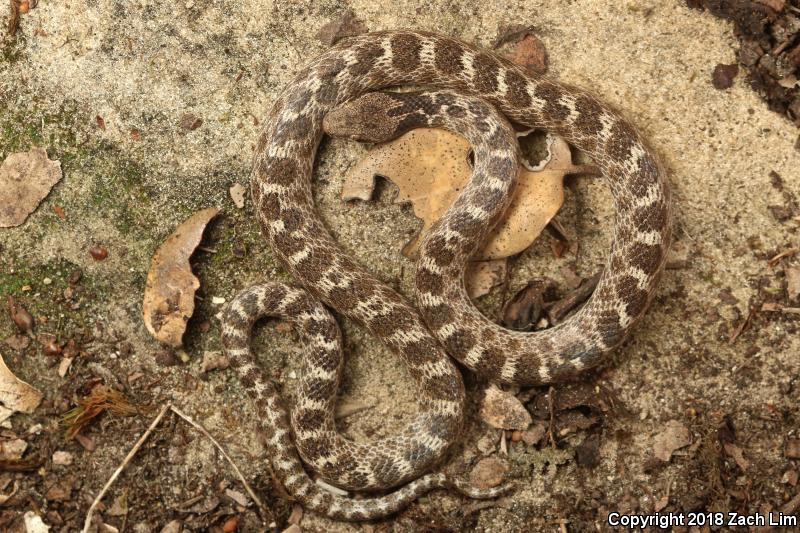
[0,148,62,228]
[723,442,749,471]
[0,353,43,424]
[143,208,219,347]
[342,129,584,261]
[653,420,691,462]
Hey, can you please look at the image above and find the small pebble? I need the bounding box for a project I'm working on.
[712,63,739,90]
[469,456,508,489]
[89,244,108,261]
[786,439,800,459]
[52,450,73,466]
[479,385,532,430]
[211,296,226,305]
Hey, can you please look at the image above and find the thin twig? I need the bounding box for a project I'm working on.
[82,403,171,533]
[169,405,269,520]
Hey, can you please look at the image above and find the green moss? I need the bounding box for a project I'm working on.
[0,33,26,65]
[0,97,82,160]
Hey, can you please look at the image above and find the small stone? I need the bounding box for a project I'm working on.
[89,244,108,261]
[23,512,49,533]
[201,351,229,373]
[509,34,548,74]
[712,63,739,90]
[57,357,73,377]
[479,385,532,430]
[154,350,180,367]
[476,433,496,455]
[159,521,182,533]
[222,516,240,533]
[786,267,800,301]
[211,296,226,305]
[229,183,247,209]
[178,113,203,131]
[43,338,62,356]
[786,439,800,459]
[42,277,52,285]
[522,422,547,446]
[469,456,508,489]
[0,438,27,460]
[225,488,249,507]
[576,433,602,468]
[52,450,73,466]
[783,469,798,486]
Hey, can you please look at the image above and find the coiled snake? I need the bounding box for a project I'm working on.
[221,30,671,521]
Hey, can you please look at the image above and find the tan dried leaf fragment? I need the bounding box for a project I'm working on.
[0,148,62,228]
[0,353,43,424]
[143,208,219,347]
[653,420,692,462]
[341,129,585,293]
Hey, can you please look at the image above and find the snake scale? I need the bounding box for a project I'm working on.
[221,30,671,521]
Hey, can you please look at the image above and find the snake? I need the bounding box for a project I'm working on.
[221,30,671,521]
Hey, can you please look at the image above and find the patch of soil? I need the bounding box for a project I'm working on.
[687,0,800,127]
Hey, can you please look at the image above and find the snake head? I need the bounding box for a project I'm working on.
[323,92,408,143]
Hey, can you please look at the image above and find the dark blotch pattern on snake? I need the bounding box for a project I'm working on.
[222,30,671,521]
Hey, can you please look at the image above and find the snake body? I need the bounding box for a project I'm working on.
[222,30,671,521]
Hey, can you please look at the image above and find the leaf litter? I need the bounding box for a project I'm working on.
[142,208,219,347]
[0,148,62,228]
[340,128,595,296]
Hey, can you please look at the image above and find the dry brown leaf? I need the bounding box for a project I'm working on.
[0,148,62,227]
[341,128,579,261]
[653,420,691,462]
[143,208,219,347]
[0,353,43,424]
[723,442,750,471]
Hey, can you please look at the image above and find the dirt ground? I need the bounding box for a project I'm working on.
[1,1,799,532]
